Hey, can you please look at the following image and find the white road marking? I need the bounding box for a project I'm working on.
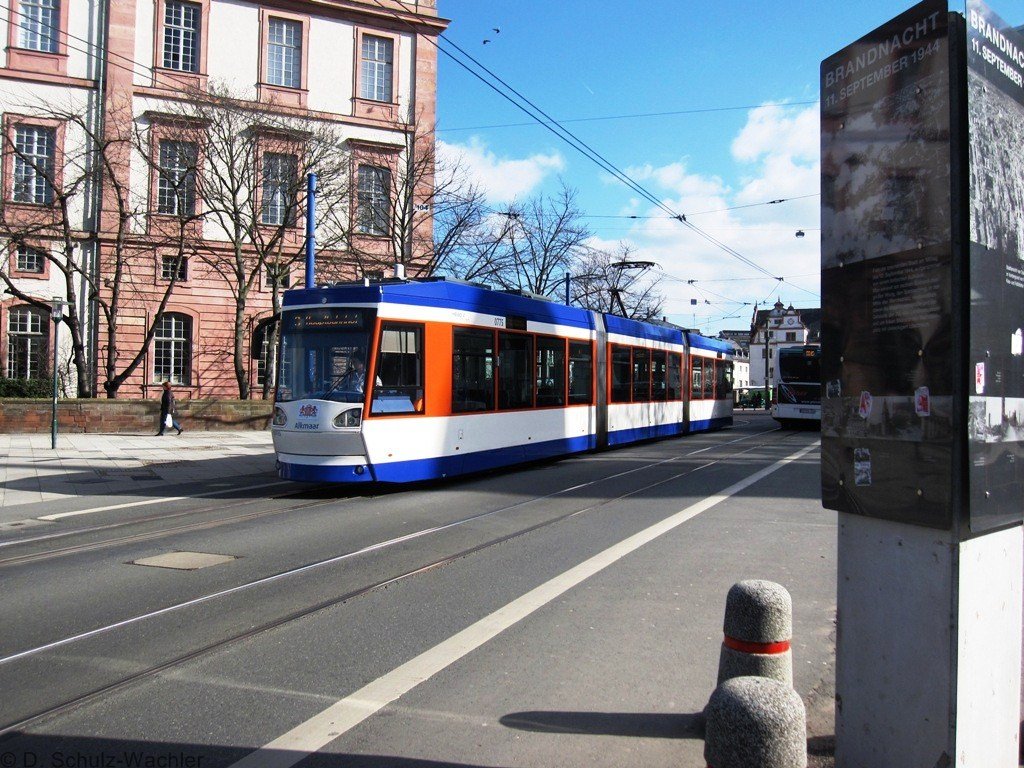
[35,481,290,522]
[228,441,819,768]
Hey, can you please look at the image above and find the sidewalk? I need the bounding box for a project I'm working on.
[0,430,276,511]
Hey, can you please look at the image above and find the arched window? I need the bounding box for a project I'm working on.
[154,312,192,385]
[6,305,49,379]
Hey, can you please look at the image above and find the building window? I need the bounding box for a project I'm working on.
[253,319,276,388]
[161,254,188,281]
[785,331,796,342]
[6,305,48,379]
[157,140,197,216]
[356,164,390,236]
[12,125,56,205]
[17,0,59,53]
[15,244,46,273]
[267,18,301,88]
[154,312,192,385]
[265,263,291,290]
[360,35,394,102]
[261,152,298,225]
[162,1,200,72]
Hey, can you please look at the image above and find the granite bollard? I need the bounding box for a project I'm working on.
[705,676,807,768]
[717,579,793,686]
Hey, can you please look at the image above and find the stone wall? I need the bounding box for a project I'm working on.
[0,399,272,433]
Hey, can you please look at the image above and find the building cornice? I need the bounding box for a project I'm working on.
[258,0,450,35]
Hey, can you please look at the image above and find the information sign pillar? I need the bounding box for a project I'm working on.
[821,2,1024,764]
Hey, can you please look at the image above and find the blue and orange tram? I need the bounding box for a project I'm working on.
[271,278,734,483]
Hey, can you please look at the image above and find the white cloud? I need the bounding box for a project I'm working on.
[731,104,819,164]
[438,137,564,204]
[594,104,821,334]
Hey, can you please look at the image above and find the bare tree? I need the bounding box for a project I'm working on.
[0,96,205,398]
[570,244,665,321]
[420,136,489,278]
[491,182,591,296]
[0,100,97,396]
[161,84,352,398]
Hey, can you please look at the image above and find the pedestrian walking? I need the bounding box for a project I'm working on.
[158,381,183,436]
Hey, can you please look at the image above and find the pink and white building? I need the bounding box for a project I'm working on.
[0,0,447,398]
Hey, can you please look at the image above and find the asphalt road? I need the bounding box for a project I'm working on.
[0,414,834,768]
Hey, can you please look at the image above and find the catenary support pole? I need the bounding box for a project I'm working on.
[305,173,317,289]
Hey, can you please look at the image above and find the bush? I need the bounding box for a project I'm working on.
[0,377,53,397]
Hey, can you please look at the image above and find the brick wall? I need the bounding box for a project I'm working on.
[0,399,272,433]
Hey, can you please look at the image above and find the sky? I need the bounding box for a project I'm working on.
[432,1,1024,336]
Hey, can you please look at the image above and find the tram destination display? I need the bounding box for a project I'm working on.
[966,0,1024,531]
[820,0,955,528]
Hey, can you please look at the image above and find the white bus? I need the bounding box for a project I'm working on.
[772,345,821,427]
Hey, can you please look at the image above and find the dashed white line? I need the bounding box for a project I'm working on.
[36,481,291,522]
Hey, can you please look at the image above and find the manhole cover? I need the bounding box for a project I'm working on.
[132,552,238,570]
[0,518,54,532]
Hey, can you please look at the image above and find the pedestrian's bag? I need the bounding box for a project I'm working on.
[164,414,173,428]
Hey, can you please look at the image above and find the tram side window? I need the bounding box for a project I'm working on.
[536,336,566,407]
[667,353,682,400]
[703,360,715,399]
[568,341,593,405]
[651,349,667,401]
[717,360,734,399]
[371,324,424,414]
[691,357,703,400]
[611,344,632,403]
[633,347,651,402]
[498,332,534,410]
[452,328,495,412]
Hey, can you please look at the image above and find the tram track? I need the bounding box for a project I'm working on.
[0,484,351,568]
[0,426,813,737]
[0,427,787,570]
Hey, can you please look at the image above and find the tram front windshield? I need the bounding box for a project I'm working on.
[276,308,375,403]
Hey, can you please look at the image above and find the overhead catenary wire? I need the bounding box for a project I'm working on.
[6,0,810,301]
[369,0,787,284]
[439,101,820,132]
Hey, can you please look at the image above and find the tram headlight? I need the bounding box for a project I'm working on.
[272,407,287,427]
[334,408,362,428]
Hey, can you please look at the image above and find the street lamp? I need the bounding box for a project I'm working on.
[50,296,65,450]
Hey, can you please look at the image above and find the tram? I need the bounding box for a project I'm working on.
[271,278,734,483]
[771,344,821,427]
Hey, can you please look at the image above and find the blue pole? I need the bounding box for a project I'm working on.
[564,273,571,305]
[305,173,317,289]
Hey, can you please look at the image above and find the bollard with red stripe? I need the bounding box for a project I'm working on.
[704,676,807,768]
[717,580,793,687]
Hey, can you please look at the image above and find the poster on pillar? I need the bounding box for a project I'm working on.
[819,0,955,528]
[966,0,1024,532]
